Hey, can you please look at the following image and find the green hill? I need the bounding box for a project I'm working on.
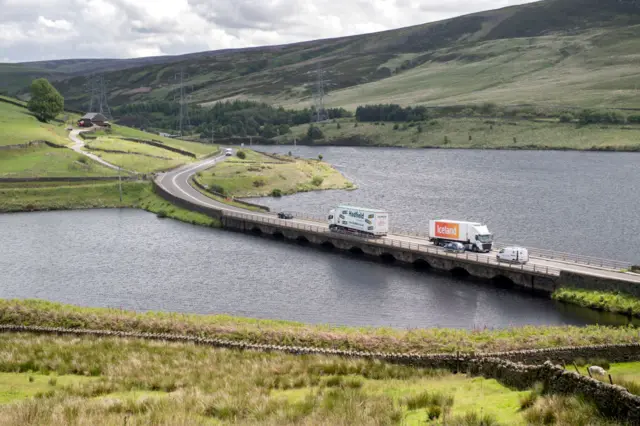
[3,0,640,110]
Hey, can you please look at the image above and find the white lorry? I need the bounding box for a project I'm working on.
[328,205,389,237]
[429,219,493,252]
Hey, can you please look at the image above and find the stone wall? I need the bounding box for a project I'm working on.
[0,176,142,183]
[152,181,223,220]
[2,324,640,422]
[121,137,196,158]
[190,177,270,212]
[560,270,640,297]
[0,140,66,150]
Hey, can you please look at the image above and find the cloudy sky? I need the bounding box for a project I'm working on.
[0,0,536,63]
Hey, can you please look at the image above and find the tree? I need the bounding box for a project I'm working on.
[27,78,64,122]
[307,125,324,140]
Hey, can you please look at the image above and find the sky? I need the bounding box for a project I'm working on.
[0,0,537,63]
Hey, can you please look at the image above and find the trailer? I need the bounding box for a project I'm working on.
[328,205,389,237]
[429,219,493,252]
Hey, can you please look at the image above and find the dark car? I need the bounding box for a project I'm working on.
[277,212,294,219]
[443,242,466,253]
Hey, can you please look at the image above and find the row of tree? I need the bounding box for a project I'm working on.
[355,104,430,122]
[112,100,352,139]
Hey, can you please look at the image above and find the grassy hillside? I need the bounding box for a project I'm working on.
[0,100,75,147]
[277,117,640,151]
[0,0,640,109]
[3,0,640,111]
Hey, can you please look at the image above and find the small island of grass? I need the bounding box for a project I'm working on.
[195,149,354,198]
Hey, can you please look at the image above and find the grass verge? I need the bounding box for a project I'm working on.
[0,332,616,425]
[1,299,639,354]
[0,181,220,228]
[553,288,640,317]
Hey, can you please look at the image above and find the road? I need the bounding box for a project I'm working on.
[156,155,640,284]
[68,128,132,172]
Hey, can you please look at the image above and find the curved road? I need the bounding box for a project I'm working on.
[156,155,640,284]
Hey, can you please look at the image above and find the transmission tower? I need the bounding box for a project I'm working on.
[85,75,111,119]
[173,67,191,136]
[311,65,330,122]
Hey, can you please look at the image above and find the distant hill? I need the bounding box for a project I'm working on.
[3,0,640,110]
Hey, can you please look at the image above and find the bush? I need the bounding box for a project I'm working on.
[417,124,423,133]
[209,184,226,195]
[448,411,500,425]
[337,122,341,129]
[519,382,544,410]
[270,188,282,197]
[307,125,324,140]
[253,177,266,187]
[77,156,88,164]
[631,265,640,273]
[236,150,246,159]
[627,115,640,124]
[559,113,574,123]
[393,123,399,130]
[444,136,450,144]
[318,154,323,161]
[311,175,324,186]
[156,210,167,218]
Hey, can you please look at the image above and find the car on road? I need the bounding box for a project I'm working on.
[277,212,294,219]
[224,148,233,156]
[497,246,529,264]
[443,242,466,253]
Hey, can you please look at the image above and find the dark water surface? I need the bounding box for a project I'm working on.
[249,146,640,263]
[1,209,636,329]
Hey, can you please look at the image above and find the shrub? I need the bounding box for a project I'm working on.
[513,137,517,144]
[236,150,246,159]
[393,123,399,130]
[311,175,324,186]
[270,188,282,197]
[77,156,88,164]
[209,184,226,195]
[354,122,358,127]
[468,134,472,141]
[559,113,574,123]
[307,125,324,140]
[427,405,442,420]
[287,151,292,156]
[417,124,423,133]
[444,136,450,144]
[448,411,500,425]
[627,115,640,124]
[630,265,640,273]
[337,122,341,129]
[156,210,167,218]
[519,382,544,410]
[318,154,323,161]
[48,377,57,386]
[253,177,266,187]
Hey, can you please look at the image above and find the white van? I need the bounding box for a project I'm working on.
[496,246,529,264]
[224,148,233,156]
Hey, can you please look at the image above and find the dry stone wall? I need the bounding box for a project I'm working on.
[1,324,640,422]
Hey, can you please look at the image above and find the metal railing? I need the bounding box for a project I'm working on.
[223,210,561,276]
[390,228,631,272]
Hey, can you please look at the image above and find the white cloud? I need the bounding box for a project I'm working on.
[0,0,537,62]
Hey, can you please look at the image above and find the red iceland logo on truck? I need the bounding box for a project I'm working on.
[435,221,459,239]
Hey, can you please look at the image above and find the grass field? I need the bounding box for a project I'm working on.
[0,332,615,426]
[0,145,119,178]
[84,136,195,173]
[0,101,76,148]
[0,181,220,227]
[279,118,640,150]
[108,125,219,157]
[2,299,640,355]
[197,150,353,197]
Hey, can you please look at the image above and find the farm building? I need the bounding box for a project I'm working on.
[77,113,109,128]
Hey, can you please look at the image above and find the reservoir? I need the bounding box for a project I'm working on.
[249,146,640,262]
[1,209,636,329]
